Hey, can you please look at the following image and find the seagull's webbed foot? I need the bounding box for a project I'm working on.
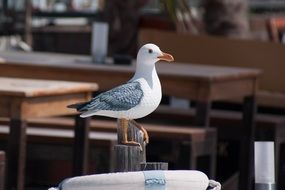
[130,120,149,144]
[120,118,142,151]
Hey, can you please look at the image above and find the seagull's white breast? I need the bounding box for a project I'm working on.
[127,77,162,119]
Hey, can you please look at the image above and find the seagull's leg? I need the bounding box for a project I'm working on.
[120,118,128,143]
[120,118,142,150]
[130,120,149,144]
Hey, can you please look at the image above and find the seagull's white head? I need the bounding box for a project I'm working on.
[137,43,174,66]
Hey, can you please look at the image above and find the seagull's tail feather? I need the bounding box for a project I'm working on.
[80,110,96,118]
[67,102,89,112]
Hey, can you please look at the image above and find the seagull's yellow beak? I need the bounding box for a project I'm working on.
[158,52,174,62]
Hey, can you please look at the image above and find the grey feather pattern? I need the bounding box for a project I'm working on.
[78,81,143,112]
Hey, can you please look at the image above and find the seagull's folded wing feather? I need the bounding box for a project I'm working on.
[79,81,143,112]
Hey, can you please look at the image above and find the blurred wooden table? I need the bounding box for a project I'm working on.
[0,77,98,190]
[0,51,261,190]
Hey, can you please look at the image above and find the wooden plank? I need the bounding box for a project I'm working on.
[159,76,207,100]
[0,77,98,97]
[1,62,271,107]
[21,92,90,119]
[163,77,258,102]
[158,76,258,102]
[157,63,260,82]
[0,63,131,91]
[257,90,285,108]
[14,116,215,139]
[0,51,260,81]
[0,52,260,97]
[210,78,258,101]
[0,124,116,145]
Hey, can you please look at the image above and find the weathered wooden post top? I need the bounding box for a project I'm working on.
[115,119,168,172]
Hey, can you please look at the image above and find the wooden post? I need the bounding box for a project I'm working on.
[115,119,168,172]
[115,119,146,172]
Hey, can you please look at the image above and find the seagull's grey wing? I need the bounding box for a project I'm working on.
[78,81,143,112]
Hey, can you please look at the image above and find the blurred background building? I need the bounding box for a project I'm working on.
[1,0,285,56]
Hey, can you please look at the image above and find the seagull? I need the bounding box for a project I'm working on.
[68,44,174,148]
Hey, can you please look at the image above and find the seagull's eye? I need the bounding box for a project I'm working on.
[148,49,153,54]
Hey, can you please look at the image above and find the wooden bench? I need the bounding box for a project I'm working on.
[5,103,285,186]
[5,103,284,186]
[0,117,217,178]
